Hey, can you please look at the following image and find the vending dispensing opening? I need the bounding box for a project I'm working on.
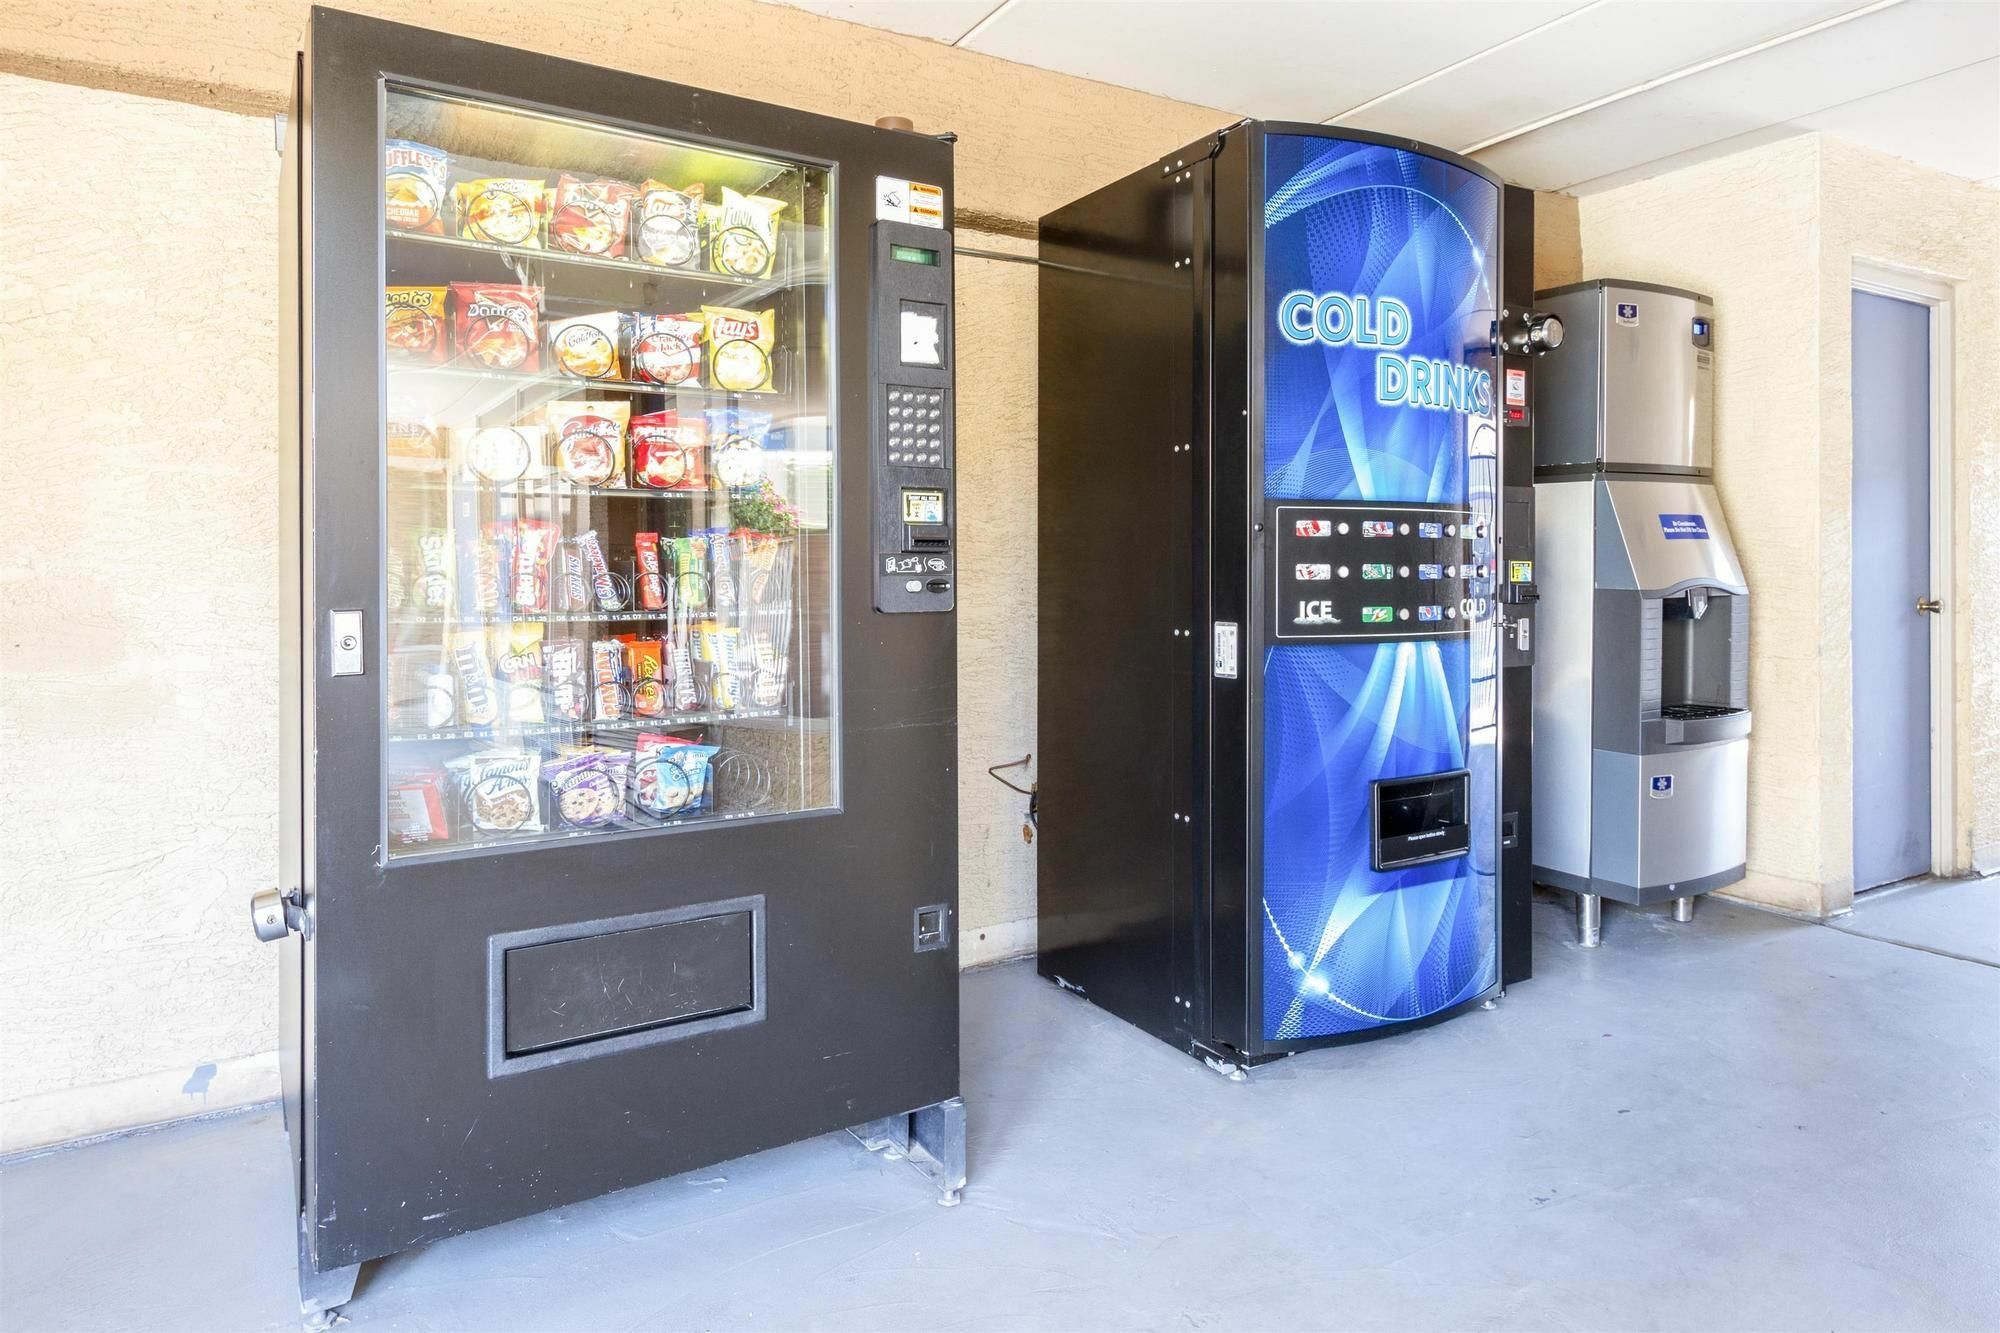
[1370,771,1472,871]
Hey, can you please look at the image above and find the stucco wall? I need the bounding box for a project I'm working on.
[1,2,1586,1151]
[1578,134,1999,913]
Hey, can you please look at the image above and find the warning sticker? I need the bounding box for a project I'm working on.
[876,176,945,229]
[907,181,944,228]
[1505,367,1527,407]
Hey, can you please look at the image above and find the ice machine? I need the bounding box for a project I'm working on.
[1036,123,1559,1071]
[260,10,963,1316]
[1530,279,1751,943]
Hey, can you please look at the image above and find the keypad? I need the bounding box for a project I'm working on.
[886,386,947,467]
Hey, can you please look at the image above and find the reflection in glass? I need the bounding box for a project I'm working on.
[381,86,836,858]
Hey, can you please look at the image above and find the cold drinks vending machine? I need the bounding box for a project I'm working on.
[1037,124,1557,1069]
[263,10,962,1315]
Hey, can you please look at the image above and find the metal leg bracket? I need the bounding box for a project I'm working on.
[849,1095,965,1206]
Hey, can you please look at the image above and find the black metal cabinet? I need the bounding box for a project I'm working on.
[274,9,961,1315]
[1038,122,1540,1070]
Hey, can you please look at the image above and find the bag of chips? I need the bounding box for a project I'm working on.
[452,284,541,372]
[710,187,785,278]
[492,623,546,725]
[387,419,444,473]
[447,750,544,834]
[626,312,704,387]
[547,175,636,257]
[703,306,776,393]
[385,286,448,362]
[455,424,545,485]
[546,400,629,488]
[384,140,448,234]
[547,311,623,381]
[453,177,544,248]
[705,407,773,489]
[634,181,704,268]
[630,410,707,491]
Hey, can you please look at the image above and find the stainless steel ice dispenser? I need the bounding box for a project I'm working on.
[1531,280,1749,942]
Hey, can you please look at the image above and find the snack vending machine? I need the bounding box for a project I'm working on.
[1037,124,1557,1070]
[263,10,962,1316]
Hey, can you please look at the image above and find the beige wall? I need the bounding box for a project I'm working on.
[1579,134,2000,914]
[1,0,1585,1150]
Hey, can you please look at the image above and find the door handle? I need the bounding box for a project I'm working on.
[1916,596,1942,615]
[251,888,305,942]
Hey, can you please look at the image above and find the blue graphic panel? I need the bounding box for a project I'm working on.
[1260,133,1499,1042]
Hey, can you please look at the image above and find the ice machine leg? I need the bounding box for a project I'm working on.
[1672,895,1696,924]
[1577,893,1603,948]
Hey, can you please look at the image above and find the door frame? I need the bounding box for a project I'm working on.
[1850,260,1957,878]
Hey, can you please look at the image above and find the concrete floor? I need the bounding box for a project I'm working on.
[1832,872,2000,966]
[4,890,1997,1333]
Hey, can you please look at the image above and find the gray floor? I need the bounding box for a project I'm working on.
[5,891,1997,1333]
[1831,872,2000,966]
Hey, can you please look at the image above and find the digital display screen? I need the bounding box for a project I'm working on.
[890,244,939,266]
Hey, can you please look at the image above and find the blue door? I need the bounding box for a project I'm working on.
[1850,291,1933,890]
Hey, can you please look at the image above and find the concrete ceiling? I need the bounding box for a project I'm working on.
[767,0,2000,191]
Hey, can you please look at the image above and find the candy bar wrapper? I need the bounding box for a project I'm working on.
[388,770,450,845]
[752,629,785,707]
[384,140,448,235]
[623,636,667,718]
[492,623,546,725]
[449,631,501,727]
[451,283,541,372]
[702,306,777,393]
[590,639,626,722]
[547,175,637,258]
[453,178,544,249]
[543,636,589,723]
[710,187,785,280]
[447,750,545,834]
[669,638,699,711]
[576,529,621,610]
[385,286,448,363]
[626,312,704,387]
[412,528,454,611]
[510,519,557,614]
[671,536,708,610]
[557,540,589,613]
[708,532,739,611]
[546,400,629,488]
[634,181,704,269]
[711,626,743,711]
[705,407,774,489]
[468,523,511,618]
[634,532,668,611]
[547,311,623,381]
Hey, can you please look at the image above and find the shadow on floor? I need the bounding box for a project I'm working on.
[3,893,1997,1332]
